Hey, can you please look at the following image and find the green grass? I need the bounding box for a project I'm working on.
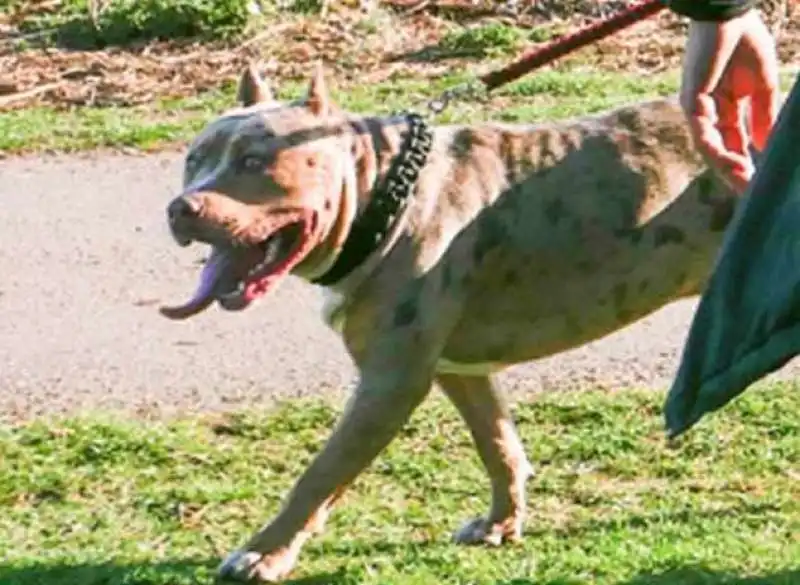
[438,22,565,57]
[3,67,797,156]
[0,69,665,154]
[1,385,798,585]
[439,23,555,57]
[8,0,256,49]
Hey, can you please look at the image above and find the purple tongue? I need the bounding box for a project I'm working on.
[160,250,225,320]
[197,251,224,295]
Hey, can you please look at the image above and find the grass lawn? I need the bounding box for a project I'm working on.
[1,385,798,585]
[3,67,798,156]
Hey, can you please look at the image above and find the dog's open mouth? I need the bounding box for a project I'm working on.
[160,214,315,320]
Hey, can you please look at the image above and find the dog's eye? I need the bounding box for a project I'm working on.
[239,155,266,172]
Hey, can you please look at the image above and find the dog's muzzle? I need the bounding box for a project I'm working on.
[166,196,201,247]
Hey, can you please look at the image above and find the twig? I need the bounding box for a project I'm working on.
[0,80,64,108]
[402,0,432,16]
[0,27,60,47]
[87,0,110,30]
[160,49,208,65]
[159,23,289,66]
[238,24,291,50]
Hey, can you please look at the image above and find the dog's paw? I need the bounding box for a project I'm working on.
[217,548,297,583]
[453,516,523,547]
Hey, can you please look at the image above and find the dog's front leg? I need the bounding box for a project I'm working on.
[218,361,436,582]
[436,373,533,546]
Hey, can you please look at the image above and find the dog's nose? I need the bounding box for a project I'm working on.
[167,197,199,223]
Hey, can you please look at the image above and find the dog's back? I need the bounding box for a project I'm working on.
[403,96,737,369]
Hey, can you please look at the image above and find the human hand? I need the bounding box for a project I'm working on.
[679,9,780,193]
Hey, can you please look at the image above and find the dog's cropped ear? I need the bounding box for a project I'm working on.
[237,63,273,106]
[306,61,331,117]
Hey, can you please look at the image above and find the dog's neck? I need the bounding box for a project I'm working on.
[298,113,430,288]
[349,113,414,212]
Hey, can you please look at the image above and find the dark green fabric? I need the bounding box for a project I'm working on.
[664,72,800,438]
[668,0,755,21]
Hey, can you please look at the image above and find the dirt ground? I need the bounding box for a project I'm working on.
[2,0,800,112]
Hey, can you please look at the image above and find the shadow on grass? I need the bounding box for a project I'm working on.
[0,559,209,585]
[1,559,797,585]
[0,558,348,585]
[385,44,487,64]
[522,500,783,540]
[501,567,800,585]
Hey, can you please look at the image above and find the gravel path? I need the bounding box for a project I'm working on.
[2,152,797,422]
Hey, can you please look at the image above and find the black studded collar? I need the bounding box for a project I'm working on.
[311,112,433,287]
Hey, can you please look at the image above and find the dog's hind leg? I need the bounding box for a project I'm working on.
[436,373,533,546]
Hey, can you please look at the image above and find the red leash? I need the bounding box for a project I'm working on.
[479,0,668,91]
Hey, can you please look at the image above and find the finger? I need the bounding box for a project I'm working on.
[746,27,781,150]
[714,88,749,156]
[750,89,779,151]
[687,94,754,192]
[748,81,779,147]
[679,19,746,119]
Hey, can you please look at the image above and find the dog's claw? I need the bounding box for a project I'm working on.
[218,548,299,583]
[453,516,522,547]
[218,550,262,582]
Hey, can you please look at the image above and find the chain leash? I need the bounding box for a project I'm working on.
[388,76,490,122]
[423,78,490,118]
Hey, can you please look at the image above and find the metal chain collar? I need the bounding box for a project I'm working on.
[310,79,487,287]
[310,111,434,287]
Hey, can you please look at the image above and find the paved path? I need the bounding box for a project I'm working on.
[1,153,797,422]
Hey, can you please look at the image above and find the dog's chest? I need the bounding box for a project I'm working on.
[318,287,505,375]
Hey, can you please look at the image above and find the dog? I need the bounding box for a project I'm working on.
[160,62,739,582]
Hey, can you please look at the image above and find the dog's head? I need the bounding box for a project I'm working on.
[161,64,362,320]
